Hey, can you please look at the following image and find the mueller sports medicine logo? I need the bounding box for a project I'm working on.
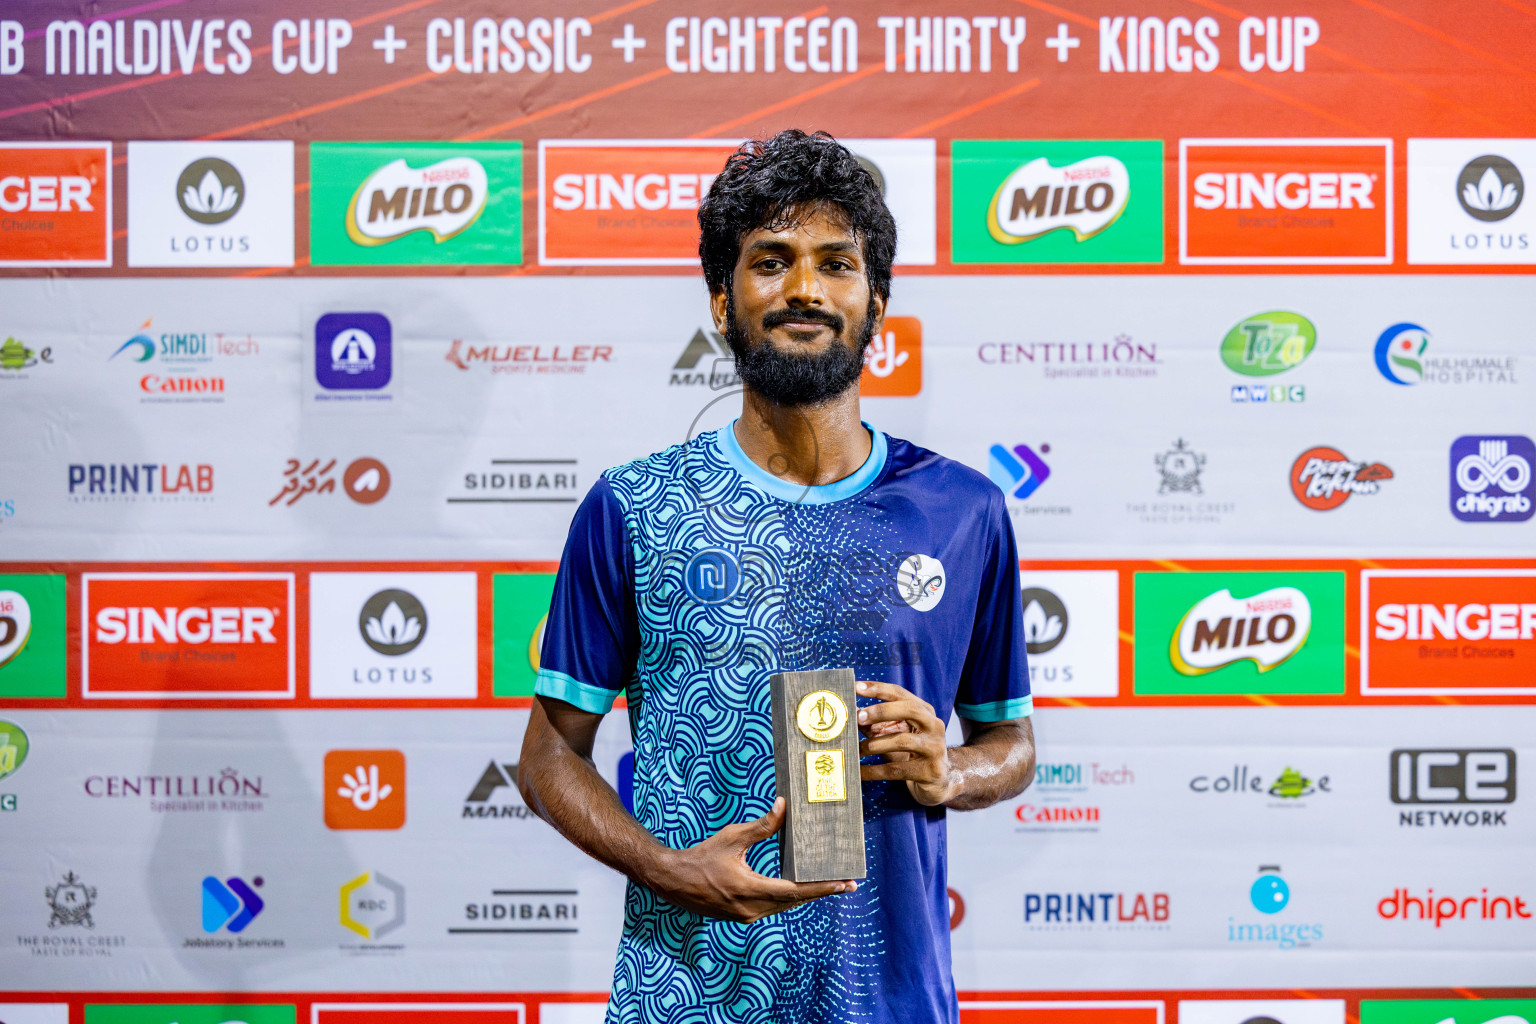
[446,338,612,376]
[1,142,112,267]
[1171,586,1310,675]
[347,156,488,245]
[82,573,295,699]
[1392,749,1514,828]
[1181,139,1391,264]
[1362,569,1536,696]
[987,155,1130,244]
[1290,447,1393,510]
[1450,435,1534,522]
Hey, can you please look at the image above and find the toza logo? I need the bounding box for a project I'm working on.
[1221,311,1316,377]
[1450,435,1535,522]
[1458,155,1523,222]
[988,155,1130,244]
[176,157,244,225]
[1171,586,1311,676]
[347,157,488,246]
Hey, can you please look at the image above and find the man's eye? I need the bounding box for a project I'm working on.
[757,258,785,271]
[824,259,853,272]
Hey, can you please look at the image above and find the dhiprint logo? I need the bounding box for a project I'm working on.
[201,875,264,933]
[346,157,489,246]
[860,316,922,397]
[339,871,405,942]
[324,749,406,830]
[1290,447,1393,510]
[987,155,1131,244]
[1375,323,1430,384]
[1377,887,1532,927]
[127,140,295,267]
[1450,435,1535,522]
[1221,312,1316,377]
[1458,155,1523,222]
[177,157,244,224]
[1021,587,1067,655]
[895,554,946,612]
[316,312,392,392]
[989,443,1051,500]
[359,589,427,656]
[683,549,741,605]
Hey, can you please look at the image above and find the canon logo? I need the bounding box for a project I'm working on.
[1192,171,1373,211]
[0,175,94,212]
[95,606,278,644]
[1375,602,1536,641]
[550,172,717,212]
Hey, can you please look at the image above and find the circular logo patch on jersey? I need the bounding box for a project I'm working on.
[796,690,848,743]
[683,548,741,605]
[895,554,946,612]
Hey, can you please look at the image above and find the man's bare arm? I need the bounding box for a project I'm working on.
[518,694,855,923]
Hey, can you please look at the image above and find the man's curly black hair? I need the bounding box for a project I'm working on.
[698,129,897,301]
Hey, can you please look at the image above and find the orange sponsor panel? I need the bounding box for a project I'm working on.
[961,1003,1164,1024]
[860,315,922,397]
[540,140,738,265]
[82,573,294,698]
[0,142,112,266]
[1362,570,1536,695]
[1180,139,1391,265]
[323,749,407,830]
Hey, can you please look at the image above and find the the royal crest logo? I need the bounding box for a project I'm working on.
[46,871,96,928]
[1171,586,1312,675]
[988,155,1130,244]
[1156,439,1205,494]
[346,157,489,246]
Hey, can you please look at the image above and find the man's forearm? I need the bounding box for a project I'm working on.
[942,718,1036,811]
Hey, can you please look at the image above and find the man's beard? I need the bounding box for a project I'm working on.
[724,300,877,406]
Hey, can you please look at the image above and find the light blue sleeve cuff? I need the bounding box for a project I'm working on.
[534,669,621,715]
[955,695,1034,722]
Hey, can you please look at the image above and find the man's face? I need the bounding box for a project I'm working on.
[712,204,886,406]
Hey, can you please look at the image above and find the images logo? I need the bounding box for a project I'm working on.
[1290,447,1393,510]
[202,875,264,933]
[952,140,1163,264]
[311,142,522,266]
[860,316,922,397]
[177,158,243,224]
[1227,865,1325,948]
[989,443,1051,499]
[46,871,96,928]
[360,590,427,655]
[1450,435,1534,522]
[0,142,112,267]
[1375,323,1430,384]
[1021,587,1067,655]
[340,871,405,940]
[1458,155,1523,222]
[324,749,406,830]
[1221,311,1316,376]
[315,312,391,392]
[1251,865,1289,913]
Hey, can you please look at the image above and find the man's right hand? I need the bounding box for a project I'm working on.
[644,797,856,923]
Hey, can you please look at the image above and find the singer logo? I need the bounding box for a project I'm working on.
[0,142,112,266]
[1180,139,1392,264]
[860,316,922,397]
[1362,569,1536,695]
[82,573,295,699]
[540,140,737,265]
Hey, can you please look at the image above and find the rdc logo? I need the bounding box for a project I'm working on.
[683,549,741,605]
[1450,435,1535,522]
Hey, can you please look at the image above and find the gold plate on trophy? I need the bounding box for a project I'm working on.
[805,749,846,802]
[796,689,848,743]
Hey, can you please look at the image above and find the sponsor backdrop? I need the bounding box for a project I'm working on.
[1,0,1534,1019]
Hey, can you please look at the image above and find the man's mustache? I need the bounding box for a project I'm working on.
[761,307,845,335]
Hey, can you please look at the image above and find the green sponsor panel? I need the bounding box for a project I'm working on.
[309,142,522,266]
[86,1006,296,1024]
[1361,1001,1536,1024]
[1134,571,1346,695]
[951,139,1163,264]
[493,572,557,697]
[0,573,66,698]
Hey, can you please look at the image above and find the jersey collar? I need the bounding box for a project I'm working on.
[715,419,887,505]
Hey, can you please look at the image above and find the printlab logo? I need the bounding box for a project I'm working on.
[1392,749,1514,828]
[340,870,405,943]
[0,335,53,376]
[46,871,95,928]
[177,157,243,224]
[1226,865,1322,950]
[324,749,406,830]
[1450,435,1535,522]
[360,590,428,656]
[315,312,392,393]
[464,760,535,820]
[1021,587,1067,655]
[670,329,738,389]
[1458,155,1523,222]
[201,875,264,933]
[683,549,741,605]
[895,554,946,612]
[860,316,922,397]
[1290,446,1393,510]
[1222,311,1313,404]
[1023,890,1170,930]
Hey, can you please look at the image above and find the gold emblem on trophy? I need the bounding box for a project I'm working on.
[796,690,847,743]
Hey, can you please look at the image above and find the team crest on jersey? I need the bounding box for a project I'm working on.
[895,554,946,611]
[683,548,741,604]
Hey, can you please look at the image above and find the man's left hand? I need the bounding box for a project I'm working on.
[855,680,956,806]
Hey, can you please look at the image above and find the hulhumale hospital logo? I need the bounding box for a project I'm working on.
[684,549,741,604]
[1375,323,1430,385]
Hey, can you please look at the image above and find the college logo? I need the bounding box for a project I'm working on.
[1290,447,1393,510]
[1458,155,1523,222]
[1408,139,1534,264]
[309,572,477,699]
[1450,435,1534,522]
[1180,138,1392,264]
[46,871,96,928]
[0,335,54,377]
[127,141,295,267]
[315,312,392,392]
[324,750,406,830]
[1361,999,1536,1024]
[360,589,427,655]
[82,573,295,699]
[1135,572,1345,695]
[202,875,265,933]
[1375,323,1430,384]
[491,573,557,698]
[310,142,522,266]
[1221,311,1316,378]
[1363,569,1536,695]
[683,549,741,605]
[860,316,922,397]
[989,443,1051,500]
[1018,571,1119,696]
[953,140,1163,264]
[339,871,405,941]
[1377,887,1531,926]
[1392,750,1514,828]
[1189,765,1331,803]
[0,142,112,267]
[895,554,945,611]
[1180,1000,1345,1024]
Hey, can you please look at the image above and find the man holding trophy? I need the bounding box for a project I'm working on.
[519,129,1037,1024]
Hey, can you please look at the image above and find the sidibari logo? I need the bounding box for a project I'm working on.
[1290,446,1393,510]
[176,157,244,225]
[1221,311,1316,377]
[346,157,488,246]
[1458,155,1523,222]
[987,155,1130,244]
[1171,586,1311,675]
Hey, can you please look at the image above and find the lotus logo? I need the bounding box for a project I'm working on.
[1020,586,1068,655]
[988,155,1130,244]
[176,157,245,225]
[360,589,426,655]
[346,156,489,245]
[1171,586,1311,675]
[1456,155,1523,222]
[1374,322,1430,385]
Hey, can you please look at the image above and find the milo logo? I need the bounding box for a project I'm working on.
[1171,586,1312,676]
[988,155,1130,244]
[346,157,489,246]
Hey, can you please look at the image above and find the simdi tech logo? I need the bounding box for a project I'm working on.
[0,141,112,267]
[127,140,295,267]
[84,1006,296,1024]
[951,140,1163,264]
[1408,138,1534,264]
[309,142,522,266]
[0,574,66,698]
[82,573,296,699]
[1134,571,1346,695]
[1180,138,1391,265]
[1361,1000,1536,1024]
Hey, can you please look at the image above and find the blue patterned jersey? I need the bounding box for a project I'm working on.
[536,423,1032,1024]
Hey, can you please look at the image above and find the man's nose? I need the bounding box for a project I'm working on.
[781,256,825,307]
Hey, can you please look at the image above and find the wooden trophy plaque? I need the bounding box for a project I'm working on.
[769,668,866,883]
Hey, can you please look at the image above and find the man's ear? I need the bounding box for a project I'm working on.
[867,290,887,336]
[709,286,730,333]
